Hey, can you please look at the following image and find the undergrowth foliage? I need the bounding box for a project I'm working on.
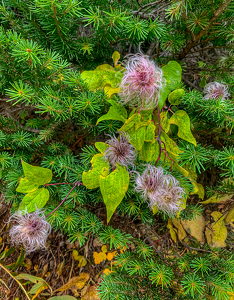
[0,0,233,299]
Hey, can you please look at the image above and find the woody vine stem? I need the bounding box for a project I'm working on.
[45,180,83,218]
[155,103,173,170]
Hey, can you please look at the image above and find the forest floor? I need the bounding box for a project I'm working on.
[0,166,234,300]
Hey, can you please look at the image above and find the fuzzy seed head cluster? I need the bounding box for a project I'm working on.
[9,209,51,253]
[135,165,185,215]
[203,81,230,101]
[104,134,136,169]
[119,54,163,109]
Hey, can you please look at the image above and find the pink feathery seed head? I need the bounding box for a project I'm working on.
[9,209,51,253]
[203,81,230,101]
[119,53,163,109]
[104,133,136,169]
[148,174,185,216]
[134,165,166,199]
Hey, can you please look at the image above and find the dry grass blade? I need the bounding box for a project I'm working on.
[0,262,31,300]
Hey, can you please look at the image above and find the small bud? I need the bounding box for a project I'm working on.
[9,209,51,253]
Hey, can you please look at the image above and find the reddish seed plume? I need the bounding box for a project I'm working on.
[104,133,136,169]
[135,165,185,216]
[9,209,51,253]
[119,54,163,109]
[203,81,230,101]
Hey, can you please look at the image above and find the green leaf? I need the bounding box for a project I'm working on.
[145,123,156,143]
[16,177,39,193]
[21,160,52,186]
[29,282,47,294]
[48,297,77,300]
[119,114,141,132]
[16,274,46,283]
[100,165,129,223]
[81,69,123,90]
[161,111,170,133]
[168,89,185,105]
[97,100,127,124]
[95,142,109,154]
[19,188,50,213]
[82,154,109,189]
[128,126,146,151]
[169,110,196,145]
[140,142,159,162]
[158,61,182,110]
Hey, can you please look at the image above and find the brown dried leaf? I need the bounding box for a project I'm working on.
[55,273,90,292]
[171,218,186,241]
[181,215,205,244]
[81,285,100,300]
[57,260,65,278]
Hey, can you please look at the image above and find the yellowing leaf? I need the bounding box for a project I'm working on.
[112,51,120,66]
[161,111,170,133]
[93,252,106,264]
[55,273,90,292]
[100,164,129,223]
[104,86,120,98]
[225,207,234,224]
[19,188,50,213]
[161,131,182,157]
[103,268,112,275]
[200,193,234,204]
[101,245,107,253]
[169,110,196,146]
[21,160,52,186]
[106,252,114,261]
[168,89,185,105]
[16,177,39,193]
[82,154,109,189]
[205,211,227,248]
[167,219,177,242]
[72,251,87,267]
[181,215,205,244]
[95,64,115,71]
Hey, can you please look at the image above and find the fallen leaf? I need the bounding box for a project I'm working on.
[93,238,103,247]
[205,211,227,248]
[180,215,205,244]
[200,193,234,204]
[171,218,186,241]
[103,268,112,275]
[57,260,65,278]
[167,219,177,242]
[81,285,100,300]
[106,253,114,261]
[225,207,234,224]
[93,252,106,264]
[54,273,90,292]
[101,245,107,253]
[72,251,87,267]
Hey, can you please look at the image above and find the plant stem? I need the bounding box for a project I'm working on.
[44,182,74,187]
[155,103,162,166]
[46,181,83,218]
